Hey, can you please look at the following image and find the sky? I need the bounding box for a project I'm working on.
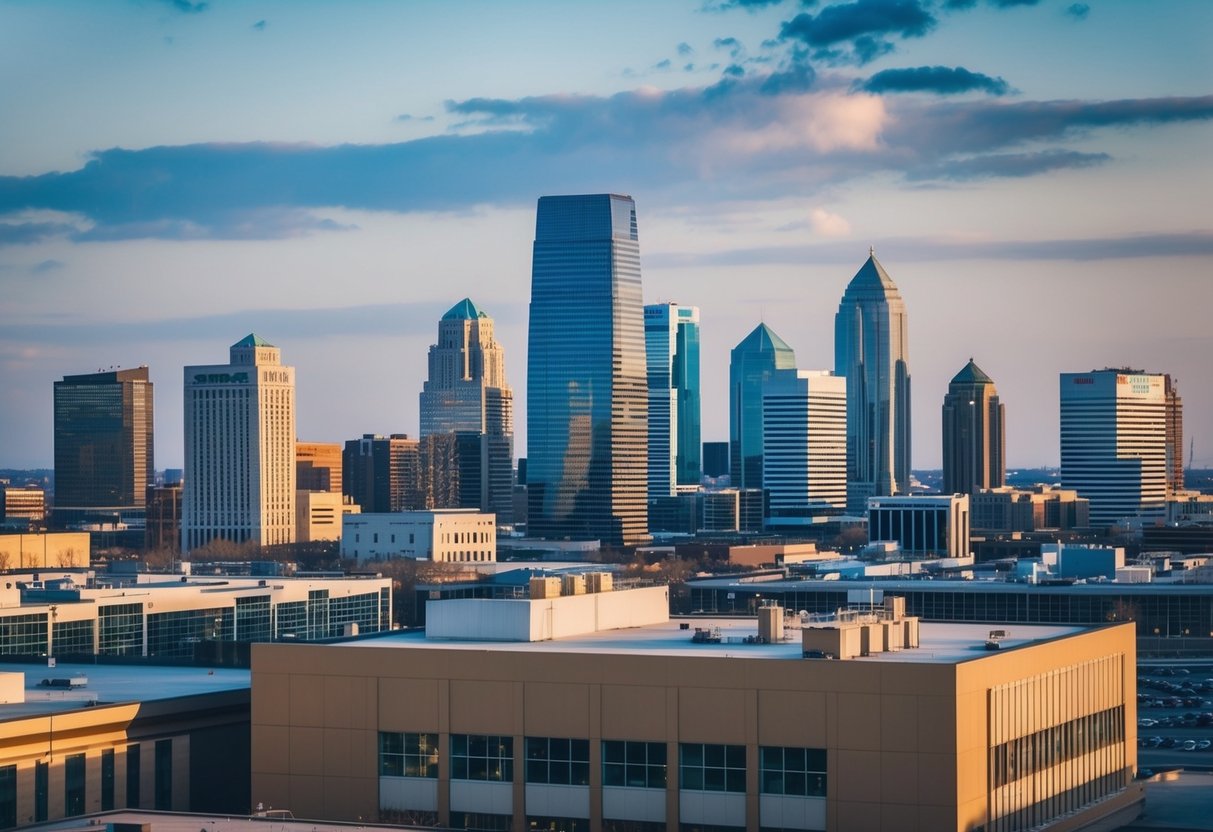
[1,0,1212,473]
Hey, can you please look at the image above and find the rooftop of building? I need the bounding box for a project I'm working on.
[231,333,274,348]
[842,250,899,296]
[734,322,794,356]
[687,574,1213,595]
[341,614,1084,665]
[950,357,994,386]
[21,810,429,832]
[442,297,488,320]
[0,661,249,720]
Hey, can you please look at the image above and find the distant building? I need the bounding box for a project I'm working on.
[419,298,515,523]
[0,484,46,530]
[342,433,422,513]
[296,490,360,543]
[1061,369,1166,527]
[526,194,648,545]
[835,251,911,514]
[941,358,1005,494]
[296,441,343,492]
[971,485,1089,532]
[341,510,496,563]
[1164,374,1184,495]
[702,441,729,479]
[145,482,182,553]
[729,323,796,493]
[649,493,702,535]
[762,369,847,519]
[645,302,701,499]
[183,335,296,553]
[701,488,766,534]
[868,494,970,559]
[0,532,90,570]
[53,367,154,530]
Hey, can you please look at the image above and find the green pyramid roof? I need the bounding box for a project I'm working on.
[442,298,487,321]
[735,323,795,356]
[231,333,274,348]
[951,358,993,386]
[846,250,897,293]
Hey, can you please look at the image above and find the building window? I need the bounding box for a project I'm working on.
[35,760,48,822]
[602,740,667,789]
[451,734,513,782]
[526,737,590,786]
[154,739,172,810]
[126,745,140,807]
[379,732,438,778]
[65,753,86,816]
[0,765,16,829]
[679,743,745,792]
[449,812,511,831]
[101,749,115,811]
[759,746,826,797]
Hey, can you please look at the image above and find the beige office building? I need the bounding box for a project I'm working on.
[297,442,343,492]
[251,587,1139,832]
[296,490,360,544]
[341,509,496,563]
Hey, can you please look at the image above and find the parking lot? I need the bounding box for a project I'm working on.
[1136,662,1213,770]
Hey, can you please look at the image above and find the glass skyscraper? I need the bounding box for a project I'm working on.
[645,302,701,500]
[834,251,911,514]
[527,194,648,545]
[53,367,154,528]
[729,323,796,491]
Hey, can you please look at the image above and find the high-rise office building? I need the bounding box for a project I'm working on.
[182,335,296,552]
[296,442,343,492]
[342,434,422,514]
[644,302,701,500]
[419,299,514,522]
[1060,369,1166,527]
[527,194,648,545]
[729,323,796,492]
[1164,374,1184,495]
[702,441,729,479]
[941,358,1005,495]
[834,250,911,514]
[53,367,154,528]
[762,369,848,517]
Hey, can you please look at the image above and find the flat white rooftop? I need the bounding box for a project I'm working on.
[0,661,249,719]
[344,618,1085,664]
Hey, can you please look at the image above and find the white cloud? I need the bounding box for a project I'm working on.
[808,207,851,237]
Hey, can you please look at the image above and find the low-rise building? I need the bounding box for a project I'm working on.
[0,532,89,570]
[342,509,495,563]
[971,486,1089,532]
[0,486,46,530]
[296,490,360,543]
[867,494,970,559]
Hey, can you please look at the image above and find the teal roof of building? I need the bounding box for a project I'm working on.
[846,250,897,293]
[735,323,794,356]
[442,298,487,321]
[951,358,994,386]
[231,333,274,348]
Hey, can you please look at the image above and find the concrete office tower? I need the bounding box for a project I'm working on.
[183,335,296,552]
[53,367,154,528]
[762,369,848,516]
[343,434,422,513]
[835,250,911,514]
[729,324,797,492]
[527,194,648,545]
[644,302,701,500]
[419,298,514,522]
[1061,369,1167,527]
[941,359,1005,495]
[296,442,342,492]
[1164,374,1184,495]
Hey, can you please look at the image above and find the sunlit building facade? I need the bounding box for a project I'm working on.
[762,369,847,516]
[941,359,1005,495]
[526,194,648,545]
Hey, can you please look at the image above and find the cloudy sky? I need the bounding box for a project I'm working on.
[2,0,1211,472]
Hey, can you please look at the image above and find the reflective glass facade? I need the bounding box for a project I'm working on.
[53,368,153,518]
[729,324,796,491]
[527,194,648,545]
[645,303,701,500]
[834,253,911,514]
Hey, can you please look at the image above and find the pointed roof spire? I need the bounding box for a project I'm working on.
[950,358,994,386]
[735,322,795,356]
[442,298,487,321]
[231,333,274,348]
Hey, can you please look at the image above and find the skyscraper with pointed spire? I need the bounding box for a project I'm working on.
[942,358,1005,495]
[729,323,796,491]
[419,298,514,521]
[834,250,911,514]
[526,194,648,545]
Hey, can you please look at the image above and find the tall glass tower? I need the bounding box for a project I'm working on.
[645,302,701,499]
[729,323,796,491]
[834,250,911,514]
[527,194,648,545]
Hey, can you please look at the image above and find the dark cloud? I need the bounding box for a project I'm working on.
[941,0,977,8]
[654,59,673,70]
[1066,3,1090,19]
[678,42,694,56]
[862,66,1010,96]
[395,113,436,123]
[252,19,267,31]
[646,231,1213,268]
[907,149,1110,180]
[713,36,745,59]
[781,0,935,48]
[989,0,1039,6]
[703,0,797,11]
[2,84,1210,241]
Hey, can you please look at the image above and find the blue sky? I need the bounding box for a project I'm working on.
[1,0,1211,471]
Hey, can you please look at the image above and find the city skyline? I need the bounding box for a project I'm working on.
[1,0,1211,471]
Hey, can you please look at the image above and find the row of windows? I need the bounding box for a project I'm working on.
[991,705,1124,788]
[378,734,826,796]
